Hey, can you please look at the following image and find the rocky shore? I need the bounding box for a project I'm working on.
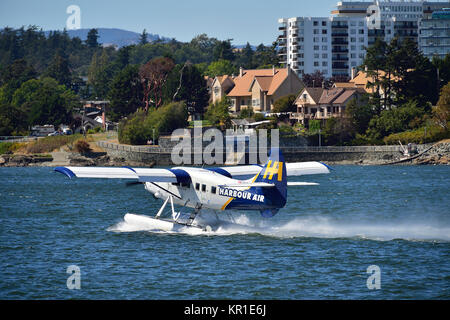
[411,141,450,165]
[0,151,155,167]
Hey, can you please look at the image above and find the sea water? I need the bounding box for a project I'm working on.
[0,165,449,299]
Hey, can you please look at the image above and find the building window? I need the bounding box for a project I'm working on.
[314,61,319,67]
[314,45,319,50]
[313,21,318,26]
[322,45,327,50]
[322,29,327,34]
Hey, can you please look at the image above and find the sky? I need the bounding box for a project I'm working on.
[1,0,344,45]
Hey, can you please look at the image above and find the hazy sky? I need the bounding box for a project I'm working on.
[1,0,343,45]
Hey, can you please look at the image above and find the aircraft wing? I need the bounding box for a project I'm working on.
[210,161,331,180]
[54,166,179,183]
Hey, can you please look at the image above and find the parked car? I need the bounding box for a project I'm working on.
[48,131,62,136]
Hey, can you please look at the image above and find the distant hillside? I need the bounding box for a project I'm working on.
[45,28,169,48]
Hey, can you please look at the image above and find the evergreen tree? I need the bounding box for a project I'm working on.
[139,29,148,45]
[86,28,99,48]
[43,52,72,88]
[108,64,143,121]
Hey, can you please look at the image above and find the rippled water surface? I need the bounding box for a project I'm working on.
[1,165,449,299]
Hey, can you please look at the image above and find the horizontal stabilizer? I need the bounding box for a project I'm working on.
[212,161,330,180]
[287,182,319,186]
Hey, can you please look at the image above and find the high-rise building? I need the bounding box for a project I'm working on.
[278,1,450,77]
[419,8,450,60]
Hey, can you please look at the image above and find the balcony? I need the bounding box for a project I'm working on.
[332,40,348,45]
[332,63,349,69]
[278,32,287,40]
[332,55,349,61]
[332,47,349,53]
[331,24,348,29]
[332,32,348,37]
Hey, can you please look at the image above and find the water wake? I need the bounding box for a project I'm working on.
[108,213,450,242]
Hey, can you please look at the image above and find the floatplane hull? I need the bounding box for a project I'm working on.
[124,213,211,233]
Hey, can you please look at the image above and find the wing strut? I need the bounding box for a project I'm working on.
[155,195,180,221]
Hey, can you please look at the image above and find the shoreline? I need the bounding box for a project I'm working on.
[1,140,449,168]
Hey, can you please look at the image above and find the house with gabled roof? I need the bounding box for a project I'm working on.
[211,75,236,104]
[226,66,303,113]
[290,86,366,126]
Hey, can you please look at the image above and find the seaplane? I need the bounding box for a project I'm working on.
[54,148,331,233]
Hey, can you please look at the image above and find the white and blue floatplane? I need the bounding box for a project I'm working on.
[55,149,331,232]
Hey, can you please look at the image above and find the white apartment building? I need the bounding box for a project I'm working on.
[419,8,450,59]
[278,1,450,77]
[278,16,369,77]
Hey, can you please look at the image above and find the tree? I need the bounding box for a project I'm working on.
[432,53,450,90]
[13,77,79,127]
[205,97,231,127]
[163,63,209,115]
[108,64,143,121]
[302,71,331,88]
[0,59,37,104]
[272,94,297,113]
[87,49,114,99]
[366,99,426,141]
[43,52,72,88]
[119,101,188,145]
[139,29,148,45]
[212,39,234,61]
[139,57,175,110]
[433,81,450,130]
[345,97,374,135]
[205,59,237,78]
[86,28,99,48]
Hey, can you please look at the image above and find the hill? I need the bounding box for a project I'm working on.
[44,28,168,47]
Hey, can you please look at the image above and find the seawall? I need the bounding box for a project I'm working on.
[96,140,438,166]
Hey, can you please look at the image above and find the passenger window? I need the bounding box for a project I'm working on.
[201,184,206,192]
[195,183,200,190]
[211,186,216,194]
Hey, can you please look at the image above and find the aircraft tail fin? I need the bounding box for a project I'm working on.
[254,148,287,217]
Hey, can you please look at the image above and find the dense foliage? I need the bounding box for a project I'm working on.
[118,101,188,145]
[0,27,279,139]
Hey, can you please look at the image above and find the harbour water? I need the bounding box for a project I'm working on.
[0,165,449,299]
